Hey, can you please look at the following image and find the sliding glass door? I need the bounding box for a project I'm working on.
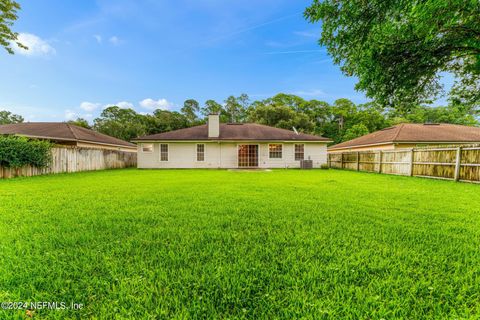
[238,145,259,168]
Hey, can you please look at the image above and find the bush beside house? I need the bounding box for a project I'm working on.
[0,136,52,168]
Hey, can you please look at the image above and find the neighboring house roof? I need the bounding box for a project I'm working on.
[0,122,136,148]
[329,123,480,150]
[134,123,331,142]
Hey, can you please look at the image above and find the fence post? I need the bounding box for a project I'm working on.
[378,151,383,173]
[454,147,462,181]
[341,153,344,169]
[356,152,360,171]
[409,148,415,176]
[327,153,331,168]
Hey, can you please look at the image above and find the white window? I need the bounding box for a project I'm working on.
[197,144,205,162]
[160,144,168,161]
[142,143,153,153]
[269,144,282,159]
[295,144,304,161]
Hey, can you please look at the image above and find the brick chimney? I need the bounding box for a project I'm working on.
[208,114,220,138]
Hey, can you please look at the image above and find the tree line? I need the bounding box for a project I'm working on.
[2,93,478,145]
[2,1,478,146]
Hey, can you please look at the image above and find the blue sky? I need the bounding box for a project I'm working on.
[0,0,369,122]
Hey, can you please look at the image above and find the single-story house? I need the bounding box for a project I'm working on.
[0,122,137,152]
[133,114,331,169]
[329,123,480,153]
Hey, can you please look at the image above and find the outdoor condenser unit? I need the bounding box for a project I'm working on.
[300,160,313,169]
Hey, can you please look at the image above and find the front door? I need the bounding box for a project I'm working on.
[238,145,259,168]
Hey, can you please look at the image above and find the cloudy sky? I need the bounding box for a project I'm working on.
[0,0,368,122]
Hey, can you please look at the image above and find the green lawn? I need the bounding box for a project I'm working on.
[1,169,479,319]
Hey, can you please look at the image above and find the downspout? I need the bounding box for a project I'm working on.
[218,141,222,169]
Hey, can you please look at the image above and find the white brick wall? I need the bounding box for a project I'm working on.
[137,142,328,169]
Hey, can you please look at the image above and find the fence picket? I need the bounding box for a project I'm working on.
[0,147,137,179]
[328,146,480,183]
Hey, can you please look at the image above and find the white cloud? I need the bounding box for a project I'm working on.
[81,101,135,112]
[139,98,173,110]
[103,101,134,109]
[109,36,121,45]
[80,102,101,112]
[93,34,102,44]
[116,101,134,109]
[65,110,77,120]
[12,33,56,56]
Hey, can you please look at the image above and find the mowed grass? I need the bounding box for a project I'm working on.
[1,169,480,319]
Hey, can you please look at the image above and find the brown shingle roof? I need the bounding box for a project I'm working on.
[134,123,330,142]
[0,122,136,148]
[329,123,480,150]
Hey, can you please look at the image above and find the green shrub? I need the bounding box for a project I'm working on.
[320,163,329,170]
[0,136,52,168]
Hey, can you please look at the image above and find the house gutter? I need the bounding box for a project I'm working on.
[132,139,332,143]
[6,133,136,149]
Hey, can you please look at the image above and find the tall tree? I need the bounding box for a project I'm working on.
[201,100,223,116]
[93,106,146,141]
[237,93,250,117]
[0,110,23,124]
[300,100,333,136]
[331,99,356,131]
[266,93,307,112]
[388,105,479,126]
[305,0,480,110]
[354,102,391,133]
[247,101,314,132]
[342,124,370,142]
[0,0,26,54]
[224,96,248,123]
[68,118,91,129]
[143,110,189,135]
[201,99,231,123]
[86,93,479,145]
[181,99,200,124]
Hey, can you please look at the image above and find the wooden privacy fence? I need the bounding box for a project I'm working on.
[0,147,137,179]
[328,146,480,183]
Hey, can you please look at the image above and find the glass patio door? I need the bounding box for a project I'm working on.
[238,145,259,168]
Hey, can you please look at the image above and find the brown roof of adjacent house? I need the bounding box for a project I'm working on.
[0,122,136,148]
[134,123,331,142]
[329,123,480,150]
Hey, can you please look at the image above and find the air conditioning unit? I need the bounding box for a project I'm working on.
[300,160,313,169]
